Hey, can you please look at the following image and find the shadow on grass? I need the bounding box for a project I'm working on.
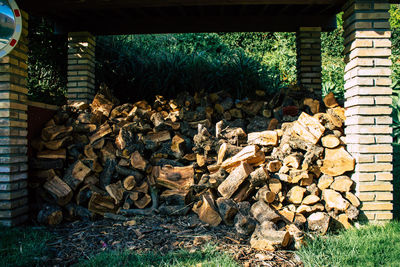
[0,226,52,267]
[77,243,239,267]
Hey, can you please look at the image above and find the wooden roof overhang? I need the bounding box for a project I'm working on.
[15,0,370,34]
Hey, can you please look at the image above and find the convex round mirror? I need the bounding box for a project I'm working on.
[0,0,22,58]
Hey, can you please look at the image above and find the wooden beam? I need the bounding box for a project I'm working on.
[18,0,347,10]
[62,14,337,35]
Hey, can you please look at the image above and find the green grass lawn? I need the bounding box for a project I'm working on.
[0,226,52,267]
[2,221,400,267]
[77,244,239,267]
[297,221,400,267]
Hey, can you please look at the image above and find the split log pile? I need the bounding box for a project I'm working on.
[30,89,359,251]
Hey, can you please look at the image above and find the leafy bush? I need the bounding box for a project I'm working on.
[95,34,285,103]
[27,16,67,105]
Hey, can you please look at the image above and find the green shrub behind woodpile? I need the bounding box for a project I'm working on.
[27,16,67,105]
[95,34,285,103]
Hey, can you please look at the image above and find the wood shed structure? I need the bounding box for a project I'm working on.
[0,0,395,225]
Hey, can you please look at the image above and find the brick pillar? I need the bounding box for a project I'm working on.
[296,27,322,100]
[0,11,29,226]
[343,0,393,221]
[67,32,96,103]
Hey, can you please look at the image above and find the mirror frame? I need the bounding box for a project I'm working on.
[0,0,22,58]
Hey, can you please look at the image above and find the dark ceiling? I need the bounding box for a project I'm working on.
[17,0,352,34]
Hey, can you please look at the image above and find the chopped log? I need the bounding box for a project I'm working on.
[336,213,352,229]
[222,127,247,145]
[216,198,238,226]
[292,112,325,144]
[321,135,340,148]
[83,159,103,173]
[134,194,152,209]
[123,176,136,190]
[234,213,257,237]
[232,181,252,202]
[303,98,320,114]
[119,187,159,215]
[75,184,92,206]
[250,200,281,223]
[37,149,66,160]
[314,113,339,131]
[99,159,117,189]
[302,195,320,205]
[221,145,265,172]
[192,193,222,226]
[130,151,148,171]
[344,192,360,208]
[330,175,353,192]
[73,124,97,133]
[283,153,303,169]
[41,125,73,141]
[278,208,295,222]
[323,92,339,108]
[43,176,73,206]
[89,123,112,144]
[294,213,307,228]
[63,161,91,191]
[307,183,320,196]
[115,127,134,150]
[250,222,291,251]
[118,158,130,167]
[135,181,149,194]
[196,154,206,167]
[268,178,282,194]
[300,173,314,186]
[218,161,253,199]
[307,212,330,234]
[160,189,187,206]
[115,165,144,182]
[151,165,194,190]
[88,192,116,215]
[321,147,355,176]
[91,93,113,117]
[171,134,186,158]
[143,130,171,143]
[100,141,116,163]
[105,181,125,204]
[286,186,306,204]
[247,131,279,146]
[249,166,269,188]
[37,204,63,226]
[318,174,334,190]
[43,136,72,151]
[346,205,360,221]
[255,185,276,203]
[327,107,346,127]
[72,160,92,182]
[84,145,97,159]
[217,143,242,165]
[323,189,350,212]
[267,160,282,173]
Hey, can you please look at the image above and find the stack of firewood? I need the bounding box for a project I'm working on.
[30,88,359,251]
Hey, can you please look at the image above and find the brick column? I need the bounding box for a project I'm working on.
[343,0,393,221]
[296,27,322,100]
[67,32,96,103]
[0,11,29,226]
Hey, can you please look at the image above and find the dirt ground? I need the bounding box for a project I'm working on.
[43,214,302,266]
